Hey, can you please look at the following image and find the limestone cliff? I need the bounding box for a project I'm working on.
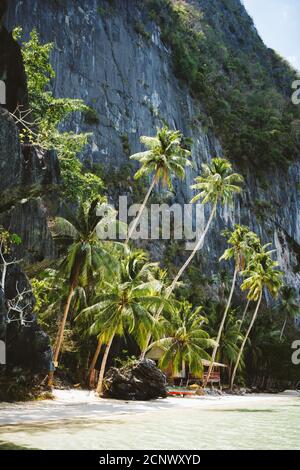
[3,0,300,293]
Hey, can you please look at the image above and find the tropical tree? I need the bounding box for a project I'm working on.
[86,249,161,387]
[230,251,283,389]
[167,159,243,296]
[47,200,118,386]
[148,301,215,379]
[78,276,166,395]
[126,126,191,243]
[204,225,260,385]
[206,302,245,381]
[277,285,300,341]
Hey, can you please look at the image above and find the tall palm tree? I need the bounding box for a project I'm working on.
[167,159,243,297]
[277,285,300,341]
[78,277,166,395]
[204,225,260,385]
[47,200,117,386]
[149,301,215,379]
[230,251,283,389]
[141,159,243,356]
[126,127,191,244]
[206,303,245,381]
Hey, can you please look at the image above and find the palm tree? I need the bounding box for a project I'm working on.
[149,301,215,379]
[206,303,245,381]
[230,251,283,389]
[140,159,243,356]
[78,277,166,395]
[126,127,191,244]
[277,285,300,341]
[204,225,260,386]
[47,200,118,386]
[86,249,161,387]
[167,159,243,296]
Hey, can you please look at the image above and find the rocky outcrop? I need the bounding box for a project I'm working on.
[0,264,52,374]
[0,109,60,263]
[4,0,299,295]
[0,0,28,112]
[0,5,55,394]
[103,359,167,400]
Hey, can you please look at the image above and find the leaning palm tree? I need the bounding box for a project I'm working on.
[78,277,166,395]
[141,158,243,356]
[47,200,118,386]
[167,159,243,296]
[204,225,260,386]
[277,285,300,341]
[230,251,283,389]
[206,303,245,381]
[126,127,191,244]
[148,301,215,379]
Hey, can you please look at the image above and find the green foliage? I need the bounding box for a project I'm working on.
[15,28,103,202]
[0,227,22,253]
[152,301,214,378]
[130,126,191,188]
[190,158,244,206]
[145,0,300,169]
[121,133,131,156]
[83,107,100,125]
[133,21,151,42]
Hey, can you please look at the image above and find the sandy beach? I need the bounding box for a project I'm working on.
[0,389,299,426]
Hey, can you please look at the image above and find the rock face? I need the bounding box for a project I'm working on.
[103,359,167,400]
[0,0,28,112]
[0,111,54,381]
[0,4,56,388]
[0,264,52,375]
[5,0,300,295]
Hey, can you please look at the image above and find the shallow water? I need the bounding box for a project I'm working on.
[0,396,299,450]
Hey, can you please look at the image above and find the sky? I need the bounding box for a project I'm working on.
[243,0,300,71]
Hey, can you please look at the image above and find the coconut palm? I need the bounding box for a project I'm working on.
[230,251,283,389]
[167,159,243,296]
[78,276,167,395]
[277,285,300,341]
[47,200,118,386]
[204,225,260,385]
[148,301,215,379]
[206,302,245,382]
[86,249,161,387]
[126,127,191,244]
[141,159,244,356]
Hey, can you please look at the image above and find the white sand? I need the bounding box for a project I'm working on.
[0,389,298,426]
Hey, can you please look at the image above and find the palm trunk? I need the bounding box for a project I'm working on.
[204,267,238,387]
[280,313,288,341]
[230,291,263,390]
[125,175,156,245]
[239,299,250,331]
[87,337,102,388]
[47,284,75,387]
[140,204,217,359]
[96,332,116,395]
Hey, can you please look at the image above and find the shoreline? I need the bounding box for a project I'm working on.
[0,389,299,427]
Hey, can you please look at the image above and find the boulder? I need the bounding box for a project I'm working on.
[103,359,167,401]
[0,263,53,376]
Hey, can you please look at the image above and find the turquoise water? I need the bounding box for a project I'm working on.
[0,396,299,450]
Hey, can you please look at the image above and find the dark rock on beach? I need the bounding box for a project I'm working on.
[103,359,168,401]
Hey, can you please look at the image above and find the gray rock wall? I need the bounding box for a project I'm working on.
[4,0,300,292]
